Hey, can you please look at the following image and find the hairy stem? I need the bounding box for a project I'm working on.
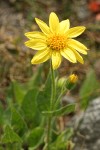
[46,60,56,150]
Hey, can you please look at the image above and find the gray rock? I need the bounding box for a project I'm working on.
[71,97,100,150]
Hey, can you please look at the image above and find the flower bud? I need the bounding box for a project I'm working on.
[69,74,78,83]
[57,77,66,89]
[66,74,78,90]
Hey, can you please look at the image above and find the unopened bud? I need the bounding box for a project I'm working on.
[66,74,78,90]
[69,74,78,83]
[57,77,66,89]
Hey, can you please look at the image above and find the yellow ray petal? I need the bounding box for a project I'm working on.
[31,48,52,64]
[52,51,62,69]
[25,31,46,40]
[70,47,84,64]
[66,26,86,38]
[68,39,88,54]
[61,48,76,63]
[35,18,50,35]
[49,12,59,33]
[68,39,88,50]
[59,19,70,33]
[25,39,47,50]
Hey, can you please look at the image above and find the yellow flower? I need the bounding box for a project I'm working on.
[25,12,88,69]
[69,74,78,83]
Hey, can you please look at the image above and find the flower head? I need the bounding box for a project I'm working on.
[25,12,88,69]
[66,74,78,90]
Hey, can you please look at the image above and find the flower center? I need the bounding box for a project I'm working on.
[47,34,67,51]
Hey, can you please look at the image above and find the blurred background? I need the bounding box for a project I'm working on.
[0,0,100,149]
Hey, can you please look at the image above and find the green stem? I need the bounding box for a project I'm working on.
[54,79,68,109]
[46,60,56,150]
[46,116,52,150]
[55,88,67,109]
[50,60,56,110]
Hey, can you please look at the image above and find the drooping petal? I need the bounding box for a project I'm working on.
[59,19,70,33]
[25,39,47,50]
[66,26,86,38]
[68,39,88,54]
[70,47,84,64]
[49,12,59,33]
[60,48,76,63]
[52,51,62,69]
[25,31,46,40]
[31,48,52,64]
[35,18,50,35]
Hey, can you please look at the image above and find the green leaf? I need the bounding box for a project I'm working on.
[28,65,43,88]
[36,91,50,112]
[27,127,44,148]
[1,125,22,143]
[36,71,51,112]
[80,69,100,109]
[11,107,27,135]
[3,106,12,125]
[12,81,26,105]
[21,88,38,123]
[57,128,73,142]
[42,103,76,117]
[0,103,4,125]
[51,128,73,150]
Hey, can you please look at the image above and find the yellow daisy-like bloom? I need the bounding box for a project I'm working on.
[25,12,88,69]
